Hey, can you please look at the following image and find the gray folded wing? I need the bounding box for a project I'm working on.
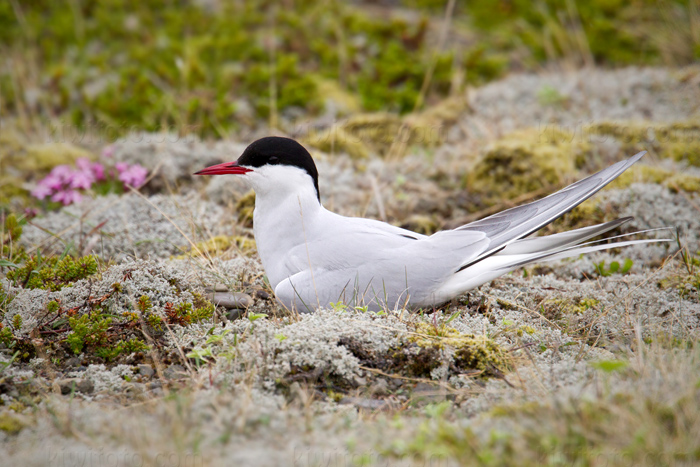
[455,151,646,271]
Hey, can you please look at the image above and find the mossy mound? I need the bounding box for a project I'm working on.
[590,121,700,167]
[305,113,404,159]
[466,128,586,200]
[610,164,700,193]
[304,97,466,159]
[401,321,510,377]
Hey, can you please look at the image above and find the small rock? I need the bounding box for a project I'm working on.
[76,379,94,394]
[339,397,395,411]
[255,290,270,300]
[163,364,187,380]
[213,283,229,292]
[65,357,82,368]
[211,292,253,309]
[226,309,244,321]
[58,378,95,394]
[411,382,446,402]
[124,382,146,395]
[413,382,435,393]
[388,378,404,390]
[369,378,390,396]
[146,380,162,390]
[353,375,368,387]
[57,379,79,395]
[138,364,155,379]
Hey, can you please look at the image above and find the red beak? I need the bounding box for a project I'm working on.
[194,161,253,176]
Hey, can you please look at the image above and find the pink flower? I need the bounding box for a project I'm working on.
[91,162,105,180]
[49,165,73,182]
[31,184,53,200]
[75,158,92,171]
[102,145,115,158]
[37,174,62,191]
[118,164,148,187]
[68,170,95,189]
[115,162,129,173]
[51,190,82,205]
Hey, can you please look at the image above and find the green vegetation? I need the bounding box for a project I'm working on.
[6,254,98,291]
[466,0,699,66]
[0,211,215,364]
[2,1,695,139]
[595,258,634,277]
[0,0,458,137]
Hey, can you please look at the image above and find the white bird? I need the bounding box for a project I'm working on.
[195,137,670,312]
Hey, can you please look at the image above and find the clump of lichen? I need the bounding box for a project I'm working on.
[466,128,587,201]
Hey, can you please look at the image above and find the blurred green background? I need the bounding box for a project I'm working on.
[1,0,697,138]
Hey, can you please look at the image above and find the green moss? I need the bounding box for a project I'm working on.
[0,413,24,435]
[66,313,111,354]
[66,311,150,361]
[467,128,586,201]
[95,337,149,361]
[174,235,257,259]
[6,254,98,291]
[0,326,13,347]
[408,322,509,375]
[165,296,215,326]
[541,297,600,321]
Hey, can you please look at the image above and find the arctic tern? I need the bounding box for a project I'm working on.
[195,136,669,312]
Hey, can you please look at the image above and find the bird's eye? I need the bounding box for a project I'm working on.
[269,156,279,164]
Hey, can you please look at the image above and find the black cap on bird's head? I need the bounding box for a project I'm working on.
[194,136,320,200]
